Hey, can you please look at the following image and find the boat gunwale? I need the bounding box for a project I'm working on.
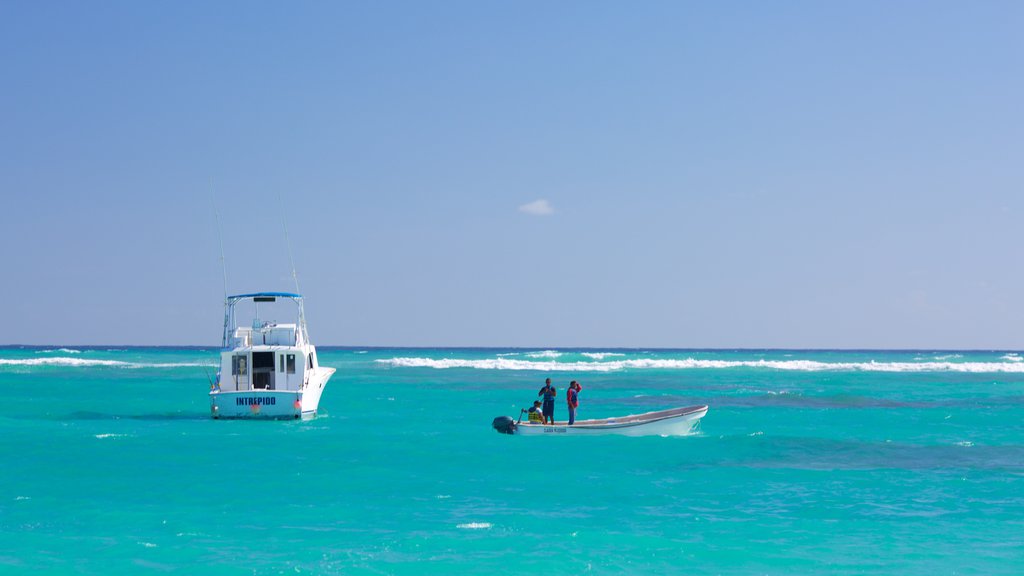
[516,404,708,430]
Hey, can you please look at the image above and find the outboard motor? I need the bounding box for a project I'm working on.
[492,416,516,435]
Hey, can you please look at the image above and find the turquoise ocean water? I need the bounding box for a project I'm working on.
[1,347,1022,574]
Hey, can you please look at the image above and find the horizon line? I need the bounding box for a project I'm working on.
[2,344,1022,353]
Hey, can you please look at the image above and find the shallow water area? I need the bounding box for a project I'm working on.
[1,347,1022,574]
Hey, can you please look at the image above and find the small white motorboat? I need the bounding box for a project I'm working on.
[492,405,708,436]
[209,292,335,419]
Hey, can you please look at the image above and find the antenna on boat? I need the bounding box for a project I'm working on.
[279,192,301,296]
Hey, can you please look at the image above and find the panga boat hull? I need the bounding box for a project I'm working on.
[494,405,708,436]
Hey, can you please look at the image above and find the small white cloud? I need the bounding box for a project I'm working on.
[518,199,554,216]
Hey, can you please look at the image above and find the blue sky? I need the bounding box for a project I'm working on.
[2,1,1022,348]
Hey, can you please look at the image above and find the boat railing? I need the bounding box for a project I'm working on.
[230,323,299,348]
[222,292,310,349]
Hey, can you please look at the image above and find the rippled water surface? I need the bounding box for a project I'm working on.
[1,347,1022,574]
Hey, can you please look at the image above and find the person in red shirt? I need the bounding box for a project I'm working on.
[566,380,582,425]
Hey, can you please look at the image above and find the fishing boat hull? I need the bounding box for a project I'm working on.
[210,368,335,419]
[494,405,708,436]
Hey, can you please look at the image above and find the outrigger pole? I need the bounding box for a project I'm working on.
[279,192,308,344]
[211,185,231,347]
[279,191,301,296]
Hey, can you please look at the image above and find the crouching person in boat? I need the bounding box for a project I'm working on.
[525,400,545,423]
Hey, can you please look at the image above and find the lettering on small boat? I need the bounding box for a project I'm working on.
[236,397,277,406]
[543,427,567,434]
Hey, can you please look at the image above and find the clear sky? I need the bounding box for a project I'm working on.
[2,1,1022,348]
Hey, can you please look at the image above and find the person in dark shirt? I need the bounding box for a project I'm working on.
[566,380,582,425]
[538,378,557,424]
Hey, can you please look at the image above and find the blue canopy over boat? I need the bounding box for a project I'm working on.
[227,292,302,300]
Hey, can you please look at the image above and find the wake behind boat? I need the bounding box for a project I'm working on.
[492,405,708,436]
[209,292,335,419]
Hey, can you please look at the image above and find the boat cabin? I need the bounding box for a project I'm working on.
[216,292,319,393]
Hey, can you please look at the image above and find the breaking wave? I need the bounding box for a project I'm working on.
[581,352,625,360]
[0,357,215,369]
[376,356,1024,373]
[36,348,82,354]
[525,350,562,359]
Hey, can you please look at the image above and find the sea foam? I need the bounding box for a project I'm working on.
[0,357,215,369]
[581,352,626,360]
[377,356,1024,373]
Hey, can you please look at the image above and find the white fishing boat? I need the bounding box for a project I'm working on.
[209,292,335,419]
[492,405,708,436]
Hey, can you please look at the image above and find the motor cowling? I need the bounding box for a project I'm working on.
[492,416,516,435]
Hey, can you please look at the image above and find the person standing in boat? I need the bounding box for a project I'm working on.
[538,378,557,424]
[567,380,582,425]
